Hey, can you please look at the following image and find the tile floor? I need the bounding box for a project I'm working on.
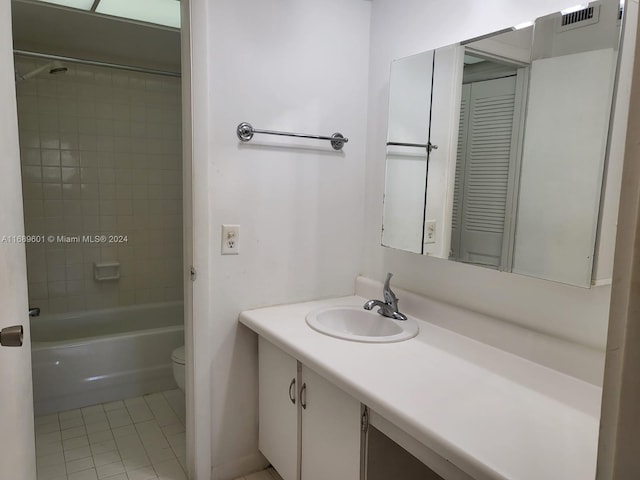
[35,390,186,480]
[234,467,283,480]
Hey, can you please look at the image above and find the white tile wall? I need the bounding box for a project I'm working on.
[15,56,183,314]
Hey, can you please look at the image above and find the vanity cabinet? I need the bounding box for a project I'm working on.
[259,337,299,480]
[258,337,361,480]
[366,426,446,480]
[299,364,361,480]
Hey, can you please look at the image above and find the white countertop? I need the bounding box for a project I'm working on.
[239,295,601,480]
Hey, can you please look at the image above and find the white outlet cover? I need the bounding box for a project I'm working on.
[221,224,240,255]
[424,220,436,244]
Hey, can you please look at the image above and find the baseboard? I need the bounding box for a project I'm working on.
[211,451,269,480]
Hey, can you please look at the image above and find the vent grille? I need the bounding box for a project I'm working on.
[561,6,595,26]
[557,5,600,32]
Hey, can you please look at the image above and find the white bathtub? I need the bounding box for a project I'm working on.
[31,302,184,415]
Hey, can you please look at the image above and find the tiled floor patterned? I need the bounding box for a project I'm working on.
[35,390,186,480]
[234,467,283,480]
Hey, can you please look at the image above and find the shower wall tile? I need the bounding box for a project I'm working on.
[15,57,183,315]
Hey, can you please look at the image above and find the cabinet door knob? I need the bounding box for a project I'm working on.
[288,378,296,404]
[300,382,307,410]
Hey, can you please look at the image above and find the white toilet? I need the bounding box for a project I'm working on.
[171,345,186,392]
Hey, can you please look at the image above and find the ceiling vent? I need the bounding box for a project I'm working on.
[557,5,600,32]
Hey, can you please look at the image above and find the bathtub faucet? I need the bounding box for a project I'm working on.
[363,273,408,321]
[29,307,40,317]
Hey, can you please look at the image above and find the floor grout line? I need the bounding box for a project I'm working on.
[235,467,284,480]
[35,389,187,480]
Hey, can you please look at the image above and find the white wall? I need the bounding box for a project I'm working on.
[598,4,640,476]
[190,0,371,477]
[363,0,631,351]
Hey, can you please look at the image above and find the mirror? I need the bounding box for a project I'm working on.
[382,0,622,287]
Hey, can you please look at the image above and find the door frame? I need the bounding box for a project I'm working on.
[181,0,211,478]
[1,1,35,478]
[3,0,202,478]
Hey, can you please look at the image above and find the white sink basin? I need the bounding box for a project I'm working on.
[305,306,419,343]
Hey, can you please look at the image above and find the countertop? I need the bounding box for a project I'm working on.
[239,295,601,480]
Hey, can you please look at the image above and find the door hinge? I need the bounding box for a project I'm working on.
[190,266,197,281]
[361,406,369,433]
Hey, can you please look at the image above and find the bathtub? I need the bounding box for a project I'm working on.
[30,302,184,415]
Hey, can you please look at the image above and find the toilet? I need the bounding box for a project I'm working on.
[171,345,185,392]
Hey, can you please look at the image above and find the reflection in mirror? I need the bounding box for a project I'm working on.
[450,28,531,271]
[510,2,620,285]
[382,51,433,254]
[381,0,623,287]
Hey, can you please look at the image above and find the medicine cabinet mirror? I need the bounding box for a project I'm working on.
[381,0,623,287]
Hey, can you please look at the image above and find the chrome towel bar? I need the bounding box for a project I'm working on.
[387,141,438,153]
[237,122,348,150]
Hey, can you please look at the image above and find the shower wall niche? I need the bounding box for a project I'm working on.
[15,56,183,315]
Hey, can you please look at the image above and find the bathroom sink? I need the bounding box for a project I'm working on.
[305,306,419,343]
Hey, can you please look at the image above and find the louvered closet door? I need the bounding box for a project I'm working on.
[450,84,471,260]
[458,76,517,268]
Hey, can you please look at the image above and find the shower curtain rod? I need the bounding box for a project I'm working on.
[13,49,181,78]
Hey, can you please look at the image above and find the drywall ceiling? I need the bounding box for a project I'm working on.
[11,0,181,73]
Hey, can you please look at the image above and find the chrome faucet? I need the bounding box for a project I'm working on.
[363,273,408,321]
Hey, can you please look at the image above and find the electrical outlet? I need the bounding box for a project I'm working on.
[424,220,436,244]
[221,224,240,255]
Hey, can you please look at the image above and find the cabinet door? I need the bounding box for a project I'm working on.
[259,337,299,480]
[301,365,361,480]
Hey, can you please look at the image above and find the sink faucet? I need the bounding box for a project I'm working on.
[363,273,408,321]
